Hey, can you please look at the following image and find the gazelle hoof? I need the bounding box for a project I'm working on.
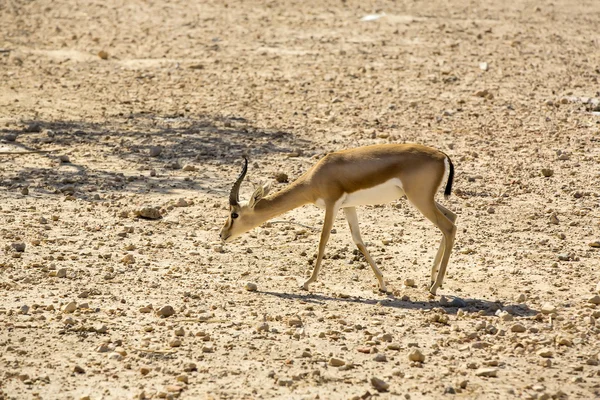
[428,283,438,295]
[300,281,311,291]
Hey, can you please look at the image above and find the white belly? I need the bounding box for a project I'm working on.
[342,178,405,207]
[315,178,405,209]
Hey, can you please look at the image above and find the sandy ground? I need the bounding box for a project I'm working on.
[1,0,600,399]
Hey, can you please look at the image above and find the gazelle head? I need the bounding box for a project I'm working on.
[220,158,270,242]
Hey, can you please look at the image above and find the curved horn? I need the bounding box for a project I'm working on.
[229,157,248,206]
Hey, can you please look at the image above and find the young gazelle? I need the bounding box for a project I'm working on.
[220,144,457,295]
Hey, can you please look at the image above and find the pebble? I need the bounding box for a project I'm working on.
[541,168,554,177]
[479,62,489,71]
[58,155,70,163]
[175,198,189,207]
[516,293,527,302]
[140,367,151,376]
[11,242,26,252]
[182,164,197,172]
[440,296,466,308]
[202,344,214,353]
[328,357,345,367]
[374,353,387,362]
[96,324,108,334]
[149,146,162,157]
[136,206,162,220]
[370,377,389,392]
[589,241,600,248]
[57,268,67,278]
[20,305,29,314]
[121,254,135,264]
[244,282,258,292]
[255,322,269,333]
[541,303,556,314]
[475,368,498,377]
[169,339,182,348]
[274,172,288,183]
[21,187,29,195]
[511,323,526,333]
[538,349,553,358]
[63,301,77,313]
[403,278,416,287]
[139,306,152,313]
[549,214,559,225]
[98,50,109,59]
[587,295,600,305]
[408,349,425,363]
[176,374,189,384]
[156,305,175,318]
[73,365,85,374]
[174,327,185,337]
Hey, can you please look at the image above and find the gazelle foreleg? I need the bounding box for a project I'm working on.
[302,204,338,290]
[343,207,387,292]
[430,202,458,286]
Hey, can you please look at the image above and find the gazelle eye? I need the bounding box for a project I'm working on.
[231,213,239,219]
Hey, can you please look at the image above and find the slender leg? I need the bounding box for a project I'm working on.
[301,205,338,290]
[430,202,458,287]
[343,207,387,292]
[404,190,456,296]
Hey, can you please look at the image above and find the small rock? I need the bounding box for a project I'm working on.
[95,324,108,334]
[139,306,152,313]
[165,385,183,393]
[487,207,495,214]
[408,349,425,363]
[541,303,556,314]
[201,344,214,353]
[73,365,85,374]
[374,353,387,362]
[541,168,554,177]
[538,349,553,358]
[277,378,293,387]
[549,214,559,225]
[403,278,416,287]
[98,50,109,60]
[244,282,258,292]
[135,206,162,220]
[475,368,498,377]
[274,172,288,183]
[176,374,189,384]
[57,268,67,278]
[589,241,600,248]
[587,295,600,305]
[479,62,489,71]
[596,282,600,294]
[11,242,26,252]
[20,305,29,315]
[156,305,175,318]
[174,327,185,337]
[169,339,182,348]
[182,164,197,172]
[121,254,135,264]
[511,323,526,333]
[175,198,189,207]
[21,187,29,195]
[58,155,70,163]
[328,357,345,367]
[255,322,269,333]
[370,377,389,392]
[516,293,527,302]
[63,301,77,313]
[445,386,456,394]
[149,146,162,157]
[140,367,151,376]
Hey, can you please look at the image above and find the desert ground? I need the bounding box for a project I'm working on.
[1,0,600,399]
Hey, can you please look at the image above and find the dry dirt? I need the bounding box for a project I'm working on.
[1,0,600,399]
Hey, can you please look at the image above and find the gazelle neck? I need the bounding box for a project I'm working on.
[253,180,312,222]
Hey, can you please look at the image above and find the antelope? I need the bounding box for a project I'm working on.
[220,144,457,295]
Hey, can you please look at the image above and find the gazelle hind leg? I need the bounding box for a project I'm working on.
[302,204,338,290]
[404,191,456,295]
[430,202,457,287]
[343,207,387,292]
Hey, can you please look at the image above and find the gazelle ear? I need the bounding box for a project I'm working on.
[248,183,270,208]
